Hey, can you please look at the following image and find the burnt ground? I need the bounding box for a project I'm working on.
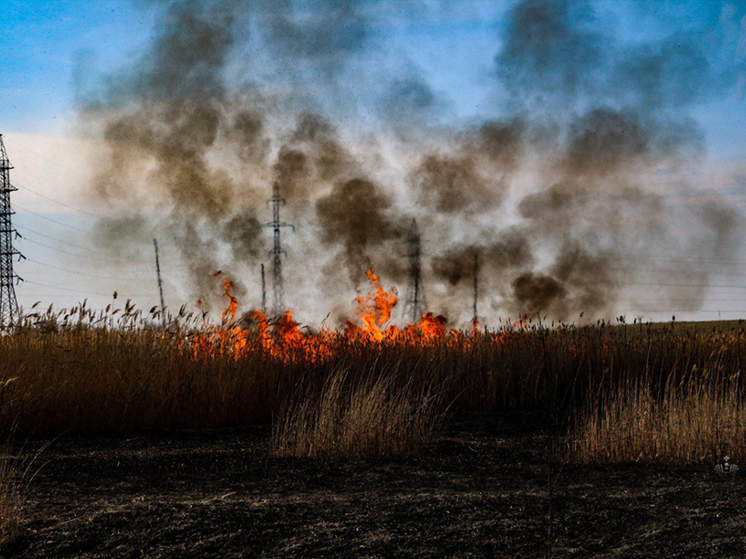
[4,414,746,559]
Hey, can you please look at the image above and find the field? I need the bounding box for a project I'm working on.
[2,275,746,556]
[6,416,746,559]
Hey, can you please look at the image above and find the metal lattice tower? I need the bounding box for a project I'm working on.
[472,251,479,324]
[263,182,293,316]
[404,218,426,323]
[260,263,266,312]
[0,135,22,325]
[153,239,166,327]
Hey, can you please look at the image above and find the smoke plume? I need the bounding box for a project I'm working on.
[78,0,742,323]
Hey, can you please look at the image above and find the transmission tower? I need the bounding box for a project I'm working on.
[0,135,22,325]
[472,251,479,325]
[260,263,266,312]
[404,218,426,323]
[153,239,166,327]
[263,182,293,316]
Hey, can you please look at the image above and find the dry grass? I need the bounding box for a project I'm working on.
[271,366,446,458]
[0,452,24,547]
[4,303,746,462]
[568,369,746,464]
[0,327,297,434]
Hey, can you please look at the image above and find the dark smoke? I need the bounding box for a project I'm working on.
[315,177,404,281]
[511,272,566,314]
[432,229,533,286]
[79,0,741,323]
[220,212,263,263]
[487,0,736,318]
[495,0,604,111]
[272,113,359,202]
[85,1,265,304]
[412,120,524,214]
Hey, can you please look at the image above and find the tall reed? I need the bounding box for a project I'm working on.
[3,301,746,466]
[271,365,446,458]
[568,366,746,463]
[0,449,24,547]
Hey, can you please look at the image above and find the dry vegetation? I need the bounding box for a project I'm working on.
[271,366,446,458]
[569,369,746,463]
[0,450,24,547]
[2,302,746,465]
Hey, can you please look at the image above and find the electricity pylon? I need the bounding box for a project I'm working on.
[404,218,426,323]
[0,135,23,325]
[263,182,293,316]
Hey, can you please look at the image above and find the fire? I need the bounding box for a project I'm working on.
[187,266,512,363]
[221,279,238,322]
[416,312,447,341]
[349,268,398,342]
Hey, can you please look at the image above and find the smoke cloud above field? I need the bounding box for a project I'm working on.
[79,0,743,323]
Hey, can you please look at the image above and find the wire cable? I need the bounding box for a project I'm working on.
[19,237,158,267]
[22,279,152,297]
[13,181,102,218]
[12,202,95,233]
[24,258,152,282]
[14,223,122,256]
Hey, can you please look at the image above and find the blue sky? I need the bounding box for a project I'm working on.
[1,0,157,133]
[3,1,745,156]
[3,0,746,323]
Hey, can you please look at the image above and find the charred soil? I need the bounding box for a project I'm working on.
[5,414,746,558]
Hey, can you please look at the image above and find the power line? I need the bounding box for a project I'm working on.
[14,222,180,265]
[24,258,151,282]
[13,181,102,218]
[13,202,95,233]
[14,223,118,256]
[628,257,746,268]
[617,270,746,280]
[22,279,152,297]
[630,282,746,289]
[631,310,746,314]
[19,237,153,265]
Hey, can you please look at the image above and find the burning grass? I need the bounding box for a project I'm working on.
[2,268,746,463]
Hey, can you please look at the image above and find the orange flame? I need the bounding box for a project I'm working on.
[187,266,512,363]
[417,312,447,341]
[350,267,398,342]
[221,279,239,322]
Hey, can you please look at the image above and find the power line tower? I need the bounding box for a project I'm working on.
[472,251,479,325]
[0,135,22,325]
[404,218,426,323]
[263,182,293,316]
[153,238,166,327]
[260,263,266,313]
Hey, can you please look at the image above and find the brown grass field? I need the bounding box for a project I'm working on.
[3,302,746,463]
[1,298,746,555]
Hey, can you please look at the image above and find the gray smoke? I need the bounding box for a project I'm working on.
[424,0,740,320]
[79,0,742,323]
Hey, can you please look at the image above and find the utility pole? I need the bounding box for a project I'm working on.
[263,182,293,316]
[0,135,23,325]
[260,263,266,313]
[153,238,166,327]
[404,218,426,323]
[472,251,479,325]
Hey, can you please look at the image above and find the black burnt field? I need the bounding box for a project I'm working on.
[7,414,746,559]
